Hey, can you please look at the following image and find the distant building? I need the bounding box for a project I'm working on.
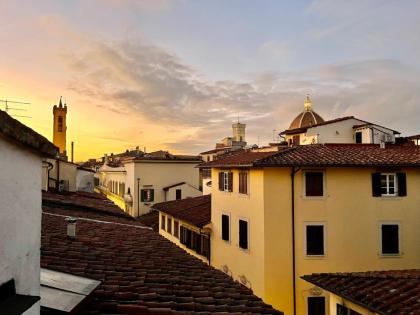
[281,96,400,146]
[153,195,211,263]
[96,150,202,216]
[0,110,58,315]
[200,143,420,315]
[200,122,248,194]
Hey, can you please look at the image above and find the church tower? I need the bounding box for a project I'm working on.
[53,97,67,156]
[232,121,246,143]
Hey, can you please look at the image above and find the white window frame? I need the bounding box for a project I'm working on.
[303,170,326,199]
[380,173,398,197]
[223,171,230,191]
[304,222,327,258]
[221,212,231,243]
[238,217,250,252]
[379,221,401,257]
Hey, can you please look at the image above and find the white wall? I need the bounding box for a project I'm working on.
[76,169,94,192]
[0,137,42,315]
[166,183,201,201]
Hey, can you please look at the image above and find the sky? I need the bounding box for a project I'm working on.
[1,0,419,161]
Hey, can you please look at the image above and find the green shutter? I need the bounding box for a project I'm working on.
[372,173,381,197]
[397,173,407,196]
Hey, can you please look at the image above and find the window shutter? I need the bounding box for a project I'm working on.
[218,172,224,191]
[397,173,407,196]
[140,189,145,202]
[228,172,233,192]
[150,189,154,202]
[371,173,381,197]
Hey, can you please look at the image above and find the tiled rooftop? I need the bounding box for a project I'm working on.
[198,150,279,168]
[302,270,420,314]
[152,195,211,228]
[41,193,282,314]
[0,109,58,157]
[201,144,420,168]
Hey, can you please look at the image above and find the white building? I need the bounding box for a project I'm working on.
[281,96,400,146]
[0,110,58,315]
[96,151,202,217]
[42,158,95,193]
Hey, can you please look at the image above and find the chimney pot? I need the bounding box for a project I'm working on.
[66,217,77,238]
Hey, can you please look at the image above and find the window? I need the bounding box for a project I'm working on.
[218,171,233,192]
[161,214,166,230]
[167,217,172,234]
[381,224,399,255]
[305,172,324,197]
[174,220,179,238]
[306,225,325,256]
[372,173,406,197]
[141,189,154,202]
[202,169,211,179]
[176,189,182,200]
[292,135,300,146]
[337,304,362,315]
[57,116,63,132]
[179,225,210,260]
[239,172,248,194]
[239,219,249,250]
[355,131,362,143]
[308,296,325,315]
[222,214,230,241]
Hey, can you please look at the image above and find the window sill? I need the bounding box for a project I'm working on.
[301,195,328,200]
[305,254,326,259]
[238,193,250,199]
[238,246,250,254]
[379,253,403,258]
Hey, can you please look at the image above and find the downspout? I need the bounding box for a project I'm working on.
[56,159,60,191]
[137,177,140,217]
[42,161,54,191]
[291,166,300,315]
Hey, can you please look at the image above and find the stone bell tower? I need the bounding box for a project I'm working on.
[53,97,67,156]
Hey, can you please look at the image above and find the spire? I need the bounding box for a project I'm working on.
[304,94,312,112]
[59,96,63,108]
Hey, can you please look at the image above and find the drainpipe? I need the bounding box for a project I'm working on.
[291,166,300,315]
[137,177,140,217]
[56,159,60,191]
[43,161,54,191]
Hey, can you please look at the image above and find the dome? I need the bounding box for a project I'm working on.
[288,96,325,130]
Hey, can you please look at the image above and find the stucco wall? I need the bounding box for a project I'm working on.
[0,137,41,315]
[44,158,78,192]
[211,165,420,315]
[210,168,266,298]
[76,169,94,192]
[166,183,201,201]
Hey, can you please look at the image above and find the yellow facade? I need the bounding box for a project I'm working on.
[210,167,420,315]
[52,100,67,154]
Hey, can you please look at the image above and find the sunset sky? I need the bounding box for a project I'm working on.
[1,0,420,161]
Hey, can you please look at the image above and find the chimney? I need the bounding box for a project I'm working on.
[66,217,77,239]
[380,140,386,149]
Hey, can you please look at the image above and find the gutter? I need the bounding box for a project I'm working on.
[291,166,301,315]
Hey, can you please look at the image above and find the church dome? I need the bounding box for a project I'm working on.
[288,95,324,130]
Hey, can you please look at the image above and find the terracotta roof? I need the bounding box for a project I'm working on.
[199,147,231,155]
[152,195,211,228]
[41,193,281,314]
[302,270,420,314]
[254,144,420,167]
[138,211,160,231]
[163,182,186,191]
[198,150,280,168]
[0,110,58,157]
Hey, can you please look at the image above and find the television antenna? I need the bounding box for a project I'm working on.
[0,99,31,118]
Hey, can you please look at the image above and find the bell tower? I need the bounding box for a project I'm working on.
[53,97,67,156]
[232,121,246,143]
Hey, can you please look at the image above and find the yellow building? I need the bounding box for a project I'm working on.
[52,97,67,155]
[201,144,420,315]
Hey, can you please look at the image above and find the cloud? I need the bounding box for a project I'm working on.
[63,34,420,154]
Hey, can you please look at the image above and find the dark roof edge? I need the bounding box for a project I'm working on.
[301,275,384,315]
[0,110,58,157]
